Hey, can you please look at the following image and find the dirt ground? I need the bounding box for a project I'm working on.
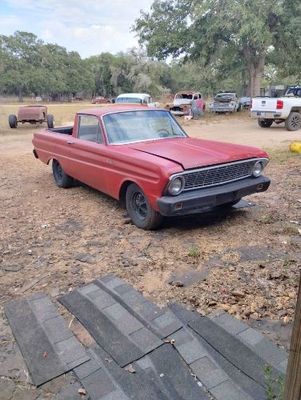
[0,104,300,398]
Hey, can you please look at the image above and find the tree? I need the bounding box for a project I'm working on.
[134,0,289,96]
[0,31,43,101]
[0,32,95,100]
[271,0,301,81]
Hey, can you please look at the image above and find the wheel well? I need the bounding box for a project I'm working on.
[119,180,134,208]
[291,108,301,113]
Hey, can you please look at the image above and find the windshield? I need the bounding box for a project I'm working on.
[116,97,143,104]
[175,93,193,99]
[285,87,301,97]
[103,110,187,144]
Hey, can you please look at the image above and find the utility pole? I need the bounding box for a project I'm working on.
[283,271,301,400]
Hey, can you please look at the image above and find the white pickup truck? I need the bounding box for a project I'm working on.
[251,86,301,131]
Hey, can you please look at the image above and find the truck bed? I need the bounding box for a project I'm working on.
[48,126,73,135]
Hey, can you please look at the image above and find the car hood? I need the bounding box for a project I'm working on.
[129,138,266,170]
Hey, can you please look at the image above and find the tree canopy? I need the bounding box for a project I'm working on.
[134,0,301,96]
[0,3,300,103]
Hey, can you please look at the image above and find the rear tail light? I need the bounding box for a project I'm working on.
[276,100,283,109]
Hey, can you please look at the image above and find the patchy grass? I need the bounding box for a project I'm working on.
[187,246,201,258]
[264,365,285,400]
[265,147,301,164]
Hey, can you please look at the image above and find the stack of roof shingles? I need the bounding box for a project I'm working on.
[5,274,287,400]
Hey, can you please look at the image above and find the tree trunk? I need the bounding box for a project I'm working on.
[247,55,265,97]
[243,47,265,97]
[18,87,23,102]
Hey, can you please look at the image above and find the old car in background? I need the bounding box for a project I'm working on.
[166,91,205,117]
[32,105,270,230]
[239,97,252,109]
[91,96,111,104]
[115,93,159,107]
[9,105,54,129]
[209,92,240,113]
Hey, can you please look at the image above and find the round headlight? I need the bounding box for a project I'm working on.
[168,176,185,196]
[252,161,263,177]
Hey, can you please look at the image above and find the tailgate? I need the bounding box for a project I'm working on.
[251,98,277,112]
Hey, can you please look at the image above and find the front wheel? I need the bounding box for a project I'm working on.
[258,119,273,128]
[125,183,163,230]
[52,159,73,188]
[285,112,301,131]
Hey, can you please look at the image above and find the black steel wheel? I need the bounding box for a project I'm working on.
[52,159,73,188]
[126,183,163,230]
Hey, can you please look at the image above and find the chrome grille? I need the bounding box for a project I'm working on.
[183,160,256,190]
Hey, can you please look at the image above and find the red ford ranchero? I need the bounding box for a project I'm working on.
[32,105,270,229]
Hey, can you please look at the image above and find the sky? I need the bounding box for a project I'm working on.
[0,0,154,58]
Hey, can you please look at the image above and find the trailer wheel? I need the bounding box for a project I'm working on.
[52,160,73,188]
[258,119,273,128]
[126,183,163,230]
[8,114,18,128]
[285,112,301,131]
[47,114,54,128]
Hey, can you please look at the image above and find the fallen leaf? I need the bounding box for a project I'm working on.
[78,388,86,396]
[125,364,136,373]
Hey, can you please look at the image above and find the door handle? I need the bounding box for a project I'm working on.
[67,141,75,145]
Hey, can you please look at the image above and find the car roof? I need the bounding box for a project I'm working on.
[78,104,159,117]
[21,105,47,108]
[116,93,151,99]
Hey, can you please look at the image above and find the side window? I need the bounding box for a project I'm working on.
[78,115,102,143]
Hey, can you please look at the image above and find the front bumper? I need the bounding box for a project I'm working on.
[210,107,236,113]
[170,109,190,116]
[157,176,270,216]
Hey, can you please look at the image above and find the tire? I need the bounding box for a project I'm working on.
[125,183,163,230]
[47,114,54,128]
[8,114,17,128]
[285,112,301,131]
[258,119,273,128]
[52,159,73,188]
